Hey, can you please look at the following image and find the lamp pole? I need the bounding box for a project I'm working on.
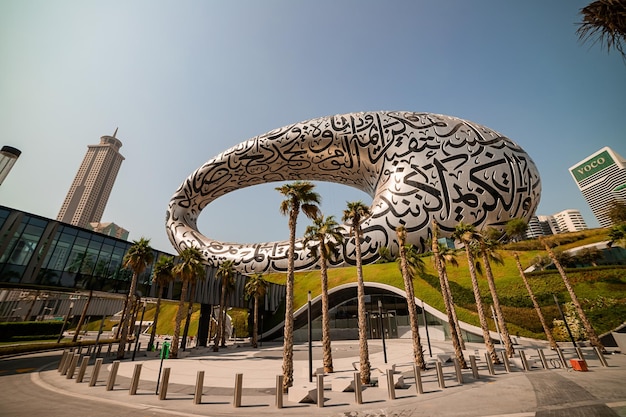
[378,299,387,364]
[422,300,432,357]
[308,291,312,383]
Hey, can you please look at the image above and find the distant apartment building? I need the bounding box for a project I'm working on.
[89,222,129,240]
[553,209,588,233]
[57,130,125,228]
[525,211,586,239]
[569,147,626,227]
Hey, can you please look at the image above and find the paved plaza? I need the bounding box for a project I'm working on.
[32,337,626,417]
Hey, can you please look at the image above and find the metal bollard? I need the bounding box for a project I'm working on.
[233,373,243,407]
[386,369,396,400]
[435,361,446,389]
[594,347,608,367]
[575,347,585,361]
[519,350,529,371]
[413,364,424,394]
[89,358,103,387]
[353,372,363,404]
[469,355,480,379]
[66,354,81,379]
[159,367,170,400]
[76,355,90,383]
[194,371,204,404]
[556,348,569,369]
[453,358,464,384]
[317,374,324,407]
[129,364,142,395]
[537,349,548,369]
[484,352,495,375]
[275,375,284,408]
[501,351,511,373]
[106,360,120,391]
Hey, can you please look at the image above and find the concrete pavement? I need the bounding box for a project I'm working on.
[32,338,626,417]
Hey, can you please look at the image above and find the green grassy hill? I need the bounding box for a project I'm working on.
[265,228,626,341]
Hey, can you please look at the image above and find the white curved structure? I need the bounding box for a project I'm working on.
[167,111,541,273]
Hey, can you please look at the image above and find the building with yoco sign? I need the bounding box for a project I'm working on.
[569,147,626,227]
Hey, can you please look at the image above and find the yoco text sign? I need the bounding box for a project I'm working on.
[571,150,614,182]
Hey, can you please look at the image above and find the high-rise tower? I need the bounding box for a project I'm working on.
[0,146,21,186]
[569,146,626,227]
[57,130,125,228]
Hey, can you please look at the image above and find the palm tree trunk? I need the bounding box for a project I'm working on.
[182,283,196,350]
[282,210,298,392]
[432,222,467,367]
[171,280,189,359]
[513,253,558,349]
[398,241,426,370]
[354,227,371,384]
[481,247,515,358]
[441,265,466,350]
[220,292,229,347]
[117,272,139,359]
[72,289,93,343]
[541,240,605,352]
[320,250,334,373]
[465,247,499,364]
[252,295,259,348]
[214,280,227,351]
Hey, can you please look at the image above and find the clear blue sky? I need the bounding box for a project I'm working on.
[1,0,624,253]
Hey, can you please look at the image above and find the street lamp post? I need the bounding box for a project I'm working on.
[378,299,387,364]
[308,291,312,383]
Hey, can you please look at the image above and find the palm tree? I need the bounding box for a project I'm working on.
[117,238,154,359]
[149,255,175,351]
[396,226,427,370]
[303,214,344,373]
[342,201,372,384]
[540,238,605,352]
[171,246,205,359]
[214,260,235,351]
[276,181,321,392]
[505,218,528,242]
[436,241,465,350]
[513,252,558,349]
[432,220,467,367]
[452,223,499,364]
[577,0,626,61]
[476,230,515,358]
[245,273,269,348]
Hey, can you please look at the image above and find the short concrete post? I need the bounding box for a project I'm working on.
[129,364,142,395]
[316,374,324,407]
[194,371,204,404]
[556,348,569,369]
[501,351,511,373]
[413,364,424,394]
[469,355,479,379]
[89,358,103,387]
[76,355,90,383]
[233,373,243,408]
[519,350,529,371]
[106,360,120,391]
[537,349,548,369]
[453,358,464,384]
[61,353,73,375]
[594,347,608,367]
[353,372,363,404]
[275,375,284,409]
[57,350,69,372]
[435,361,446,389]
[386,368,396,400]
[484,352,495,375]
[158,368,170,400]
[66,354,81,379]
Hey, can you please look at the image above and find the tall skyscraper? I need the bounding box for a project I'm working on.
[57,130,125,228]
[0,146,21,186]
[569,147,626,228]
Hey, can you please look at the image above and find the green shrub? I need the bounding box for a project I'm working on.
[0,321,64,342]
